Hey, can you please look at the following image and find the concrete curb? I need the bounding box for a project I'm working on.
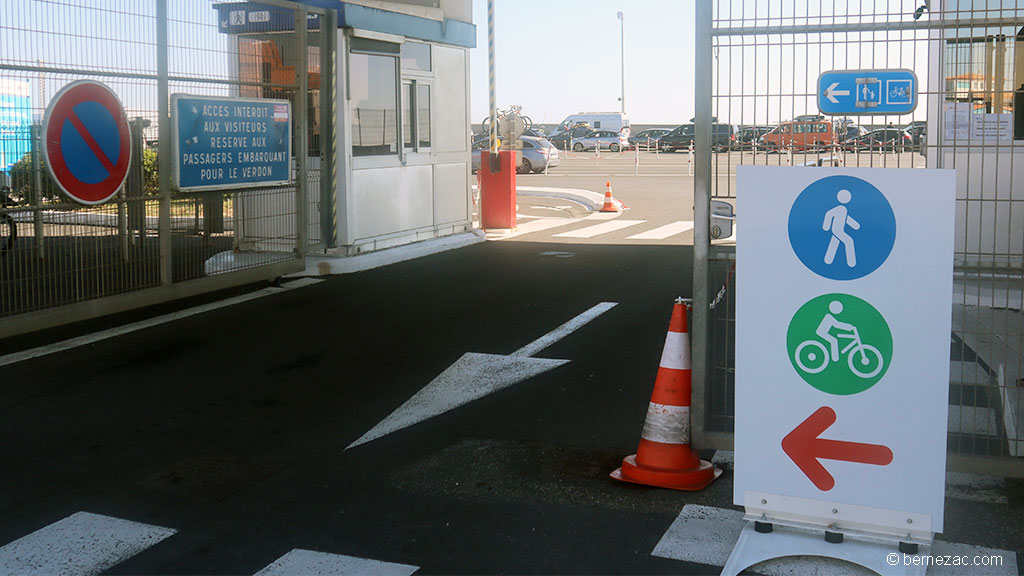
[288,231,485,277]
[473,185,625,212]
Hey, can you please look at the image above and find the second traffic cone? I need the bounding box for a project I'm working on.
[610,299,721,491]
[600,181,619,212]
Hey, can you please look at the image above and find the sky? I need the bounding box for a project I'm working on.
[466,0,999,127]
[469,0,697,126]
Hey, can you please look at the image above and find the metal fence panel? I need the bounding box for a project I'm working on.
[0,1,328,334]
[695,0,1024,476]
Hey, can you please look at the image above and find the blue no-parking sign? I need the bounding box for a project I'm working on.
[818,69,918,116]
[42,81,131,205]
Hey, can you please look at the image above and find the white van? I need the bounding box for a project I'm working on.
[554,112,630,137]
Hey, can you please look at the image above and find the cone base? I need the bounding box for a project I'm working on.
[610,453,721,491]
[600,205,619,213]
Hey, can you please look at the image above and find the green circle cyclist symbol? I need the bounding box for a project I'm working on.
[787,294,893,395]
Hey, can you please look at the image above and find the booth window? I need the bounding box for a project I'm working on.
[350,38,400,157]
[401,41,431,71]
[402,82,432,151]
[417,84,431,148]
[943,27,1017,113]
[400,41,433,153]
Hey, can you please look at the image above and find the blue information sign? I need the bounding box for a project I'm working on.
[213,2,321,35]
[817,69,918,116]
[171,95,292,191]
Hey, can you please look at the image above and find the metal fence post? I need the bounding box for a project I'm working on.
[157,0,171,286]
[295,6,308,256]
[30,124,45,259]
[691,0,713,450]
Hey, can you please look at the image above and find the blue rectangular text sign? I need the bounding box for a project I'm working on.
[171,95,292,191]
[817,69,918,116]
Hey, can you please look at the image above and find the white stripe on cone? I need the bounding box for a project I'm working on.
[641,403,691,444]
[659,332,691,371]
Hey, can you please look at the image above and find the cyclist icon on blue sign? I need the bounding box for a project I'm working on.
[788,175,896,281]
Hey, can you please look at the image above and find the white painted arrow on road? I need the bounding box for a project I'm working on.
[824,82,850,104]
[346,302,618,449]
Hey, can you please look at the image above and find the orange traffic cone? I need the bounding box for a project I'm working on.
[600,181,619,213]
[610,298,721,491]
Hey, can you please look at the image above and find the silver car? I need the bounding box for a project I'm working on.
[571,130,629,152]
[472,136,560,174]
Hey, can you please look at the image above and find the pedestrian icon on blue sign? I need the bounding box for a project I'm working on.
[788,175,896,281]
[822,189,860,267]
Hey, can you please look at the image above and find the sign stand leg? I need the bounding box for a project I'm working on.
[721,522,927,576]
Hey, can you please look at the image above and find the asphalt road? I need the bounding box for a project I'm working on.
[2,150,1022,575]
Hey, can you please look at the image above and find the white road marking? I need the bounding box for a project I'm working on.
[511,302,618,357]
[626,220,695,240]
[255,549,419,576]
[554,220,646,239]
[0,512,176,576]
[347,302,617,449]
[652,504,1018,576]
[507,217,579,237]
[0,279,324,369]
[582,211,623,221]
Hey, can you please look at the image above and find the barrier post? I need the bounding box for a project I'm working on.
[479,150,517,230]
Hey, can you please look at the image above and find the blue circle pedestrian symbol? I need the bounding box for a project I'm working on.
[788,175,896,280]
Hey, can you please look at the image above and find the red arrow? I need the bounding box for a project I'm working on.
[782,406,893,491]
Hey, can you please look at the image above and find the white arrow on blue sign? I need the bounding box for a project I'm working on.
[817,69,918,116]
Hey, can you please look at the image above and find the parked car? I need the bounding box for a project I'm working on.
[471,135,560,174]
[628,128,670,150]
[735,126,773,150]
[904,122,926,150]
[841,124,869,143]
[658,123,738,152]
[547,125,594,150]
[760,119,837,151]
[841,128,913,152]
[571,130,629,152]
[657,124,693,152]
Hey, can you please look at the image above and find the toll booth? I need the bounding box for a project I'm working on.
[214,0,476,255]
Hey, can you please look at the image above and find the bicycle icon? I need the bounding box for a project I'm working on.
[793,300,885,379]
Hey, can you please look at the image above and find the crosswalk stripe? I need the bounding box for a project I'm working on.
[0,512,176,576]
[510,217,579,236]
[554,219,646,239]
[626,220,695,240]
[255,549,419,576]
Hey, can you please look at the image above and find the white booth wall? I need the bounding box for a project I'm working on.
[337,33,472,254]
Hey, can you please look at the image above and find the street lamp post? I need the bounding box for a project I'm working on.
[617,11,624,114]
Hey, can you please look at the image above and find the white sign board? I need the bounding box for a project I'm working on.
[735,167,955,541]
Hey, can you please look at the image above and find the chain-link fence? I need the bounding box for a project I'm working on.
[694,0,1024,476]
[0,0,332,337]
